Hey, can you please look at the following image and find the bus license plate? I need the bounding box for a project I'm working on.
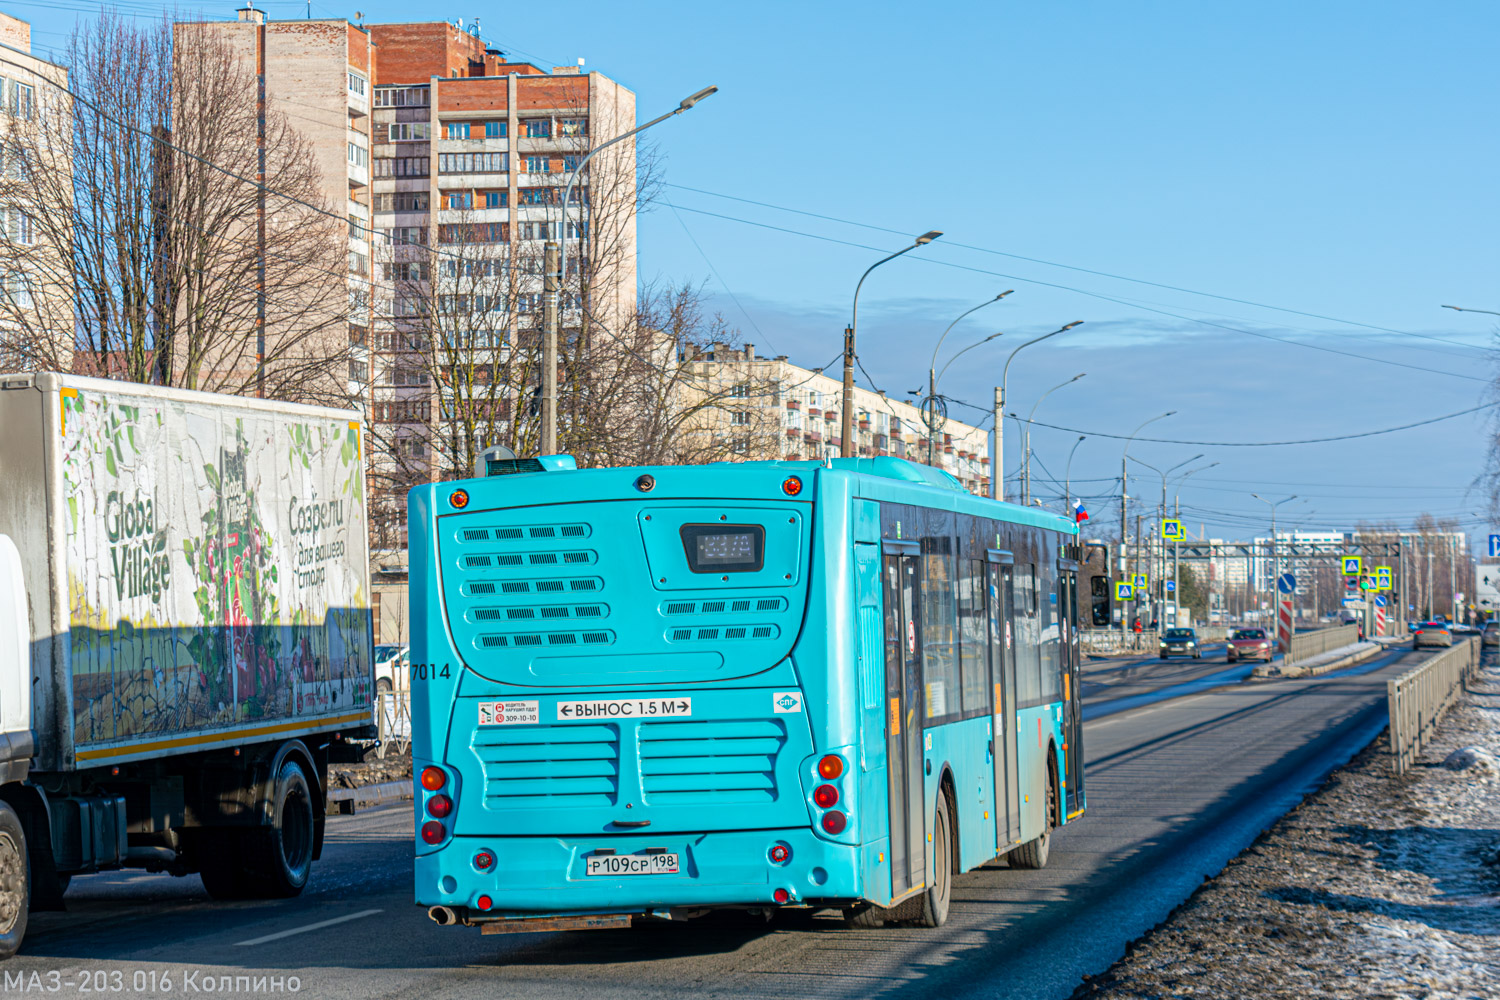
[586,853,679,876]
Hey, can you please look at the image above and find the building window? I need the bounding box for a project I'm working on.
[2,208,32,245]
[0,272,30,308]
[562,155,581,173]
[566,218,586,240]
[447,191,472,209]
[515,292,542,313]
[522,118,551,138]
[517,221,552,241]
[524,155,553,174]
[438,152,508,174]
[348,72,367,97]
[382,261,429,281]
[348,359,369,381]
[558,118,587,137]
[446,122,470,139]
[3,81,32,121]
[441,258,505,279]
[438,222,507,244]
[348,250,368,275]
[390,123,431,142]
[518,188,554,206]
[381,226,427,246]
[484,190,506,209]
[347,142,368,167]
[374,157,429,177]
[729,410,751,426]
[376,192,430,212]
[484,120,506,138]
[374,86,429,107]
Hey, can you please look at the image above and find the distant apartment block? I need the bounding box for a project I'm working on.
[687,343,992,496]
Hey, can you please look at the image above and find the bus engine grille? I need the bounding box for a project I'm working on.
[638,719,787,805]
[475,723,620,808]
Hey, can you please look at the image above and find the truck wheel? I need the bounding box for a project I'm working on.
[0,800,29,959]
[251,759,315,898]
[914,788,952,928]
[198,833,252,900]
[1011,766,1055,870]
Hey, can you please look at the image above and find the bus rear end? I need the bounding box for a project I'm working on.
[409,461,852,931]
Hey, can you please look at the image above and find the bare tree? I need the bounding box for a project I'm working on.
[0,13,348,401]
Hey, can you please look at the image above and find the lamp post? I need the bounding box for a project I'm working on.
[926,290,1012,466]
[995,320,1084,500]
[542,85,718,455]
[841,231,944,458]
[1251,493,1299,594]
[1119,411,1175,620]
[1133,454,1202,625]
[1442,304,1500,316]
[1022,373,1085,505]
[1170,461,1218,621]
[1064,435,1086,512]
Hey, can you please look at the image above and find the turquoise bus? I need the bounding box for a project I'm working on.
[409,456,1087,933]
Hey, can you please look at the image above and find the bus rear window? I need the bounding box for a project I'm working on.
[680,523,765,573]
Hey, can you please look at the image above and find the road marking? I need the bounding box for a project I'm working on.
[235,908,384,946]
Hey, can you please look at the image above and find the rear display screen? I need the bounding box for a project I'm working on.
[680,523,766,573]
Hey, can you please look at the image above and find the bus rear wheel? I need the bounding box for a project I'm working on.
[914,787,952,928]
[1011,764,1055,870]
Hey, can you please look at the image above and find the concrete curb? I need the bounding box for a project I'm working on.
[326,779,412,815]
[1251,641,1388,680]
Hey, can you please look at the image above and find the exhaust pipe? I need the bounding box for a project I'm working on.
[428,905,458,926]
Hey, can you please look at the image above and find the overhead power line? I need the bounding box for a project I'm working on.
[1018,401,1497,447]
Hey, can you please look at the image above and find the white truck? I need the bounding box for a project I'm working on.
[0,373,375,957]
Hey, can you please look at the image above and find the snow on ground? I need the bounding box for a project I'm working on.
[1074,657,1500,999]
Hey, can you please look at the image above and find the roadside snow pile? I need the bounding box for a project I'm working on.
[1442,745,1499,775]
[1075,660,1500,1000]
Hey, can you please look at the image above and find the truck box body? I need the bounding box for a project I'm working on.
[0,373,373,772]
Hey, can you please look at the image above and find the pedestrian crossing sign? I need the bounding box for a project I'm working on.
[1162,519,1185,541]
[1376,567,1392,590]
[1133,573,1148,590]
[1115,582,1133,600]
[1342,556,1361,576]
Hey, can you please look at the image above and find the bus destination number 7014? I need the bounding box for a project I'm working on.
[586,853,680,876]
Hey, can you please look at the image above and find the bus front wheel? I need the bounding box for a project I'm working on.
[1011,764,1055,870]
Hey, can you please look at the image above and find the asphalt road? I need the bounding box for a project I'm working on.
[10,644,1442,999]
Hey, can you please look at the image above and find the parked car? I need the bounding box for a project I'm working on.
[1227,627,1273,663]
[1413,622,1453,649]
[1483,622,1500,648]
[374,643,409,693]
[1159,627,1201,660]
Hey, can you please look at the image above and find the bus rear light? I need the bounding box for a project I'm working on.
[426,793,453,819]
[449,488,469,509]
[813,784,839,809]
[782,476,803,496]
[476,895,493,911]
[474,850,496,872]
[773,888,790,904]
[420,766,447,791]
[821,811,847,835]
[768,844,791,865]
[817,755,844,780]
[420,820,446,845]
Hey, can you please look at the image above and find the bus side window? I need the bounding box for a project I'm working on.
[1014,564,1041,706]
[1089,575,1111,626]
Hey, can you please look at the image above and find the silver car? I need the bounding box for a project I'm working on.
[1413,622,1453,649]
[1483,623,1500,647]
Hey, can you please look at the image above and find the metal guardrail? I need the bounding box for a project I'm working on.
[1286,624,1359,667]
[1080,629,1158,656]
[377,690,411,759]
[1387,636,1479,774]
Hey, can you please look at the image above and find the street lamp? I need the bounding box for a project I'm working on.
[1442,304,1500,317]
[926,290,1013,466]
[1251,493,1299,589]
[1064,435,1086,512]
[994,320,1084,500]
[1132,453,1202,626]
[841,230,944,458]
[1022,373,1085,504]
[1118,411,1175,597]
[1168,461,1218,622]
[543,85,718,455]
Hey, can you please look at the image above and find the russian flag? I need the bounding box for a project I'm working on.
[1072,498,1089,523]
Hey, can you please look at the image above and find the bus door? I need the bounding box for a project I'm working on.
[881,541,925,898]
[986,548,1020,848]
[1059,558,1084,814]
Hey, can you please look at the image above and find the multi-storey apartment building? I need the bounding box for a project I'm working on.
[686,343,992,496]
[0,11,70,364]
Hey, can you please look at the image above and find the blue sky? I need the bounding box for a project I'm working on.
[14,1,1500,543]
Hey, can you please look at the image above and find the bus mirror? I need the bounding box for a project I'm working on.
[1089,575,1111,627]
